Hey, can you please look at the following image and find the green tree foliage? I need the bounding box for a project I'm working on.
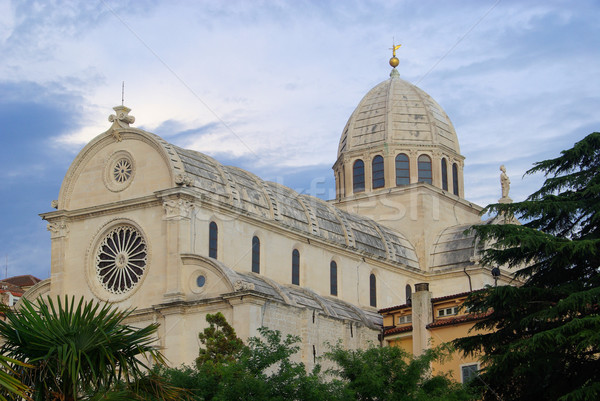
[454,132,600,401]
[0,354,30,401]
[215,327,334,401]
[326,344,477,401]
[159,313,477,400]
[0,296,182,401]
[158,326,333,401]
[192,312,244,400]
[196,312,244,368]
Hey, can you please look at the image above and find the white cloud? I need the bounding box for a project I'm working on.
[0,1,15,43]
[2,0,600,277]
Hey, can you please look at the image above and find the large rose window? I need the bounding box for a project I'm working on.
[95,225,147,294]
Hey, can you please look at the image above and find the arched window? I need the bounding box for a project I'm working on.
[292,249,300,285]
[209,222,218,259]
[417,155,432,184]
[372,155,385,189]
[251,236,260,273]
[406,284,412,305]
[369,274,377,307]
[452,163,459,195]
[353,159,365,193]
[395,153,410,186]
[330,261,338,296]
[441,158,448,191]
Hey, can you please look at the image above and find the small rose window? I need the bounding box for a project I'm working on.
[113,158,133,183]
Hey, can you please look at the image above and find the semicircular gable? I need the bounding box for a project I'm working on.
[181,253,239,296]
[430,224,477,271]
[58,128,185,210]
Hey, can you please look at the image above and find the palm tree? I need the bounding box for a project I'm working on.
[0,354,30,401]
[0,296,182,401]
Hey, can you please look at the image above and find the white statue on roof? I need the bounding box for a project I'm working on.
[499,165,512,203]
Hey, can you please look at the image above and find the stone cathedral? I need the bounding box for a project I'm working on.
[28,57,511,369]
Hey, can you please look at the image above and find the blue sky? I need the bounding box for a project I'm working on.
[1,0,599,280]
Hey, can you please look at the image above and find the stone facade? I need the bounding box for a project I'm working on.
[31,66,512,369]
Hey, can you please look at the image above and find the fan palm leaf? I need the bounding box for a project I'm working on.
[0,296,167,401]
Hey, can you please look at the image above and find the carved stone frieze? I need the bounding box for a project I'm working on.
[163,199,194,220]
[175,173,193,187]
[469,255,482,264]
[47,221,69,239]
[233,280,255,292]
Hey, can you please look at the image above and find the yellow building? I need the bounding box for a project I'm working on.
[380,284,491,383]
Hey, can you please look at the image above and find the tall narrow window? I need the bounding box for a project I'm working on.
[417,155,432,184]
[209,222,218,259]
[406,284,412,305]
[251,236,260,273]
[369,274,377,307]
[372,155,385,189]
[441,158,448,191]
[292,249,300,285]
[395,153,410,186]
[452,163,459,195]
[330,261,338,296]
[353,159,365,193]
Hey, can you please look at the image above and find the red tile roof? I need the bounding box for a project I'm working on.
[0,290,23,297]
[378,302,411,313]
[0,281,23,294]
[431,290,483,303]
[379,290,486,314]
[426,311,491,329]
[1,275,41,288]
[383,325,413,336]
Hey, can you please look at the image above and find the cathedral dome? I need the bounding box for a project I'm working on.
[333,68,465,200]
[337,70,460,158]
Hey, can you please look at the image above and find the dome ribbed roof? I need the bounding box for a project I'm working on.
[338,71,460,158]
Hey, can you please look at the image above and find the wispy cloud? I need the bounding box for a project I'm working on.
[1,0,599,279]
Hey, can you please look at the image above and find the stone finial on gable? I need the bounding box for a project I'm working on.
[108,105,135,141]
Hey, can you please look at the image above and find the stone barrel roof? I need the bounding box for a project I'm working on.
[430,224,479,271]
[173,145,419,270]
[203,256,382,328]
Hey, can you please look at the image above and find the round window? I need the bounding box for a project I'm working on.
[113,158,132,183]
[104,151,135,192]
[196,275,206,287]
[95,225,147,294]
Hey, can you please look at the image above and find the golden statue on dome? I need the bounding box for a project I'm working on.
[389,42,401,68]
